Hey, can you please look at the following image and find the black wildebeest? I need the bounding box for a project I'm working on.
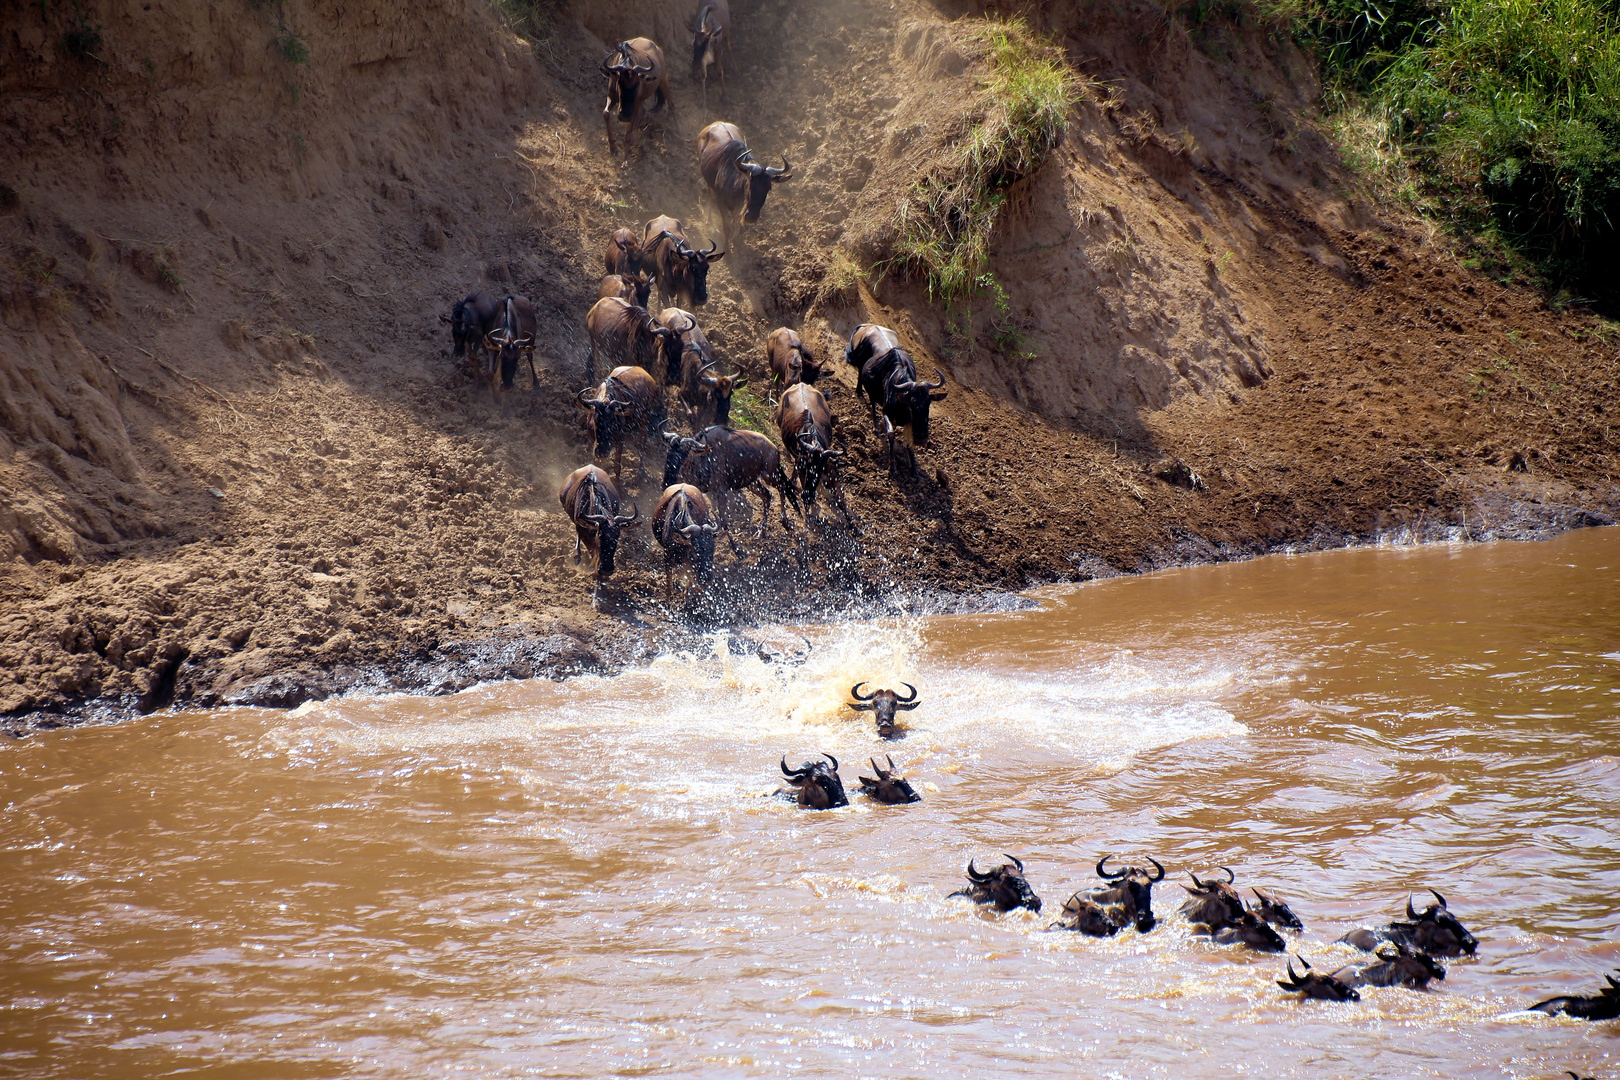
[643,215,723,309]
[697,121,791,250]
[598,271,653,310]
[651,483,718,603]
[857,755,921,804]
[846,323,947,478]
[1049,892,1124,937]
[603,228,646,276]
[576,366,667,482]
[601,38,671,157]
[1277,955,1361,1002]
[558,465,638,579]
[675,349,746,428]
[669,425,800,542]
[440,291,500,371]
[1251,887,1305,931]
[689,0,731,107]
[482,294,540,401]
[778,754,848,809]
[1089,854,1166,933]
[765,327,823,388]
[847,682,918,738]
[586,296,674,386]
[1207,908,1288,952]
[1338,889,1479,957]
[776,383,852,528]
[1331,941,1447,989]
[1180,868,1244,930]
[656,306,711,386]
[1529,970,1620,1020]
[949,855,1041,913]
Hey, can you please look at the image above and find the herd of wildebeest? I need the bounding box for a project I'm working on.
[433,5,1619,1032]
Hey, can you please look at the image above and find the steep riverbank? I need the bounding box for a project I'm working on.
[3,0,1617,731]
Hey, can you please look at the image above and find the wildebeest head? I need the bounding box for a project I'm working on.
[848,681,919,738]
[484,326,535,387]
[780,754,848,809]
[885,357,948,447]
[794,418,844,508]
[700,368,748,426]
[689,8,723,79]
[737,153,791,223]
[1211,908,1288,952]
[661,426,699,487]
[665,490,719,579]
[584,500,638,577]
[1277,954,1361,1002]
[630,270,653,309]
[601,43,654,120]
[1053,892,1123,936]
[1251,887,1304,931]
[1400,889,1479,956]
[576,384,638,459]
[674,238,723,305]
[441,295,486,358]
[857,755,920,804]
[951,855,1041,913]
[1181,867,1243,927]
[1371,940,1447,986]
[1095,853,1166,932]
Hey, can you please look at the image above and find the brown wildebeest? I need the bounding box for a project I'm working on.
[856,755,921,804]
[651,483,718,603]
[689,0,731,107]
[1251,887,1305,931]
[1179,867,1244,929]
[667,426,799,545]
[603,228,645,276]
[776,382,851,527]
[1277,955,1361,1002]
[1337,889,1479,957]
[440,291,500,371]
[642,215,722,309]
[575,365,667,482]
[1330,941,1446,989]
[481,294,540,404]
[765,327,822,388]
[1049,892,1124,937]
[697,121,791,249]
[557,465,638,579]
[689,363,747,429]
[656,306,712,387]
[1206,908,1287,952]
[1086,854,1167,933]
[1529,970,1620,1020]
[601,38,671,157]
[585,296,673,386]
[846,323,947,478]
[948,855,1041,913]
[598,272,653,310]
[777,754,848,809]
[846,682,918,738]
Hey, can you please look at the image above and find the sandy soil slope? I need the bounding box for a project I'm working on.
[2,0,1615,729]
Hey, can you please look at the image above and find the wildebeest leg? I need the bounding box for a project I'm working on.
[573,532,582,565]
[775,462,801,530]
[664,562,674,604]
[613,445,625,484]
[717,48,728,104]
[603,93,618,156]
[526,347,541,394]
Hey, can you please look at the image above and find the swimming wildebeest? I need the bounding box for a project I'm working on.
[1251,887,1304,931]
[1528,970,1620,1020]
[643,216,722,309]
[603,228,646,276]
[666,425,800,542]
[847,682,918,738]
[1180,868,1244,929]
[857,755,921,804]
[697,121,791,250]
[1330,940,1447,989]
[481,294,540,402]
[1277,954,1361,1002]
[948,855,1041,913]
[440,291,499,370]
[576,366,667,482]
[1338,889,1479,957]
[689,0,731,107]
[1206,908,1287,952]
[765,327,823,388]
[776,382,852,528]
[845,323,947,478]
[1049,892,1124,937]
[1089,854,1166,933]
[778,754,848,809]
[557,465,638,580]
[651,483,718,603]
[598,271,653,310]
[585,296,674,386]
[601,38,671,157]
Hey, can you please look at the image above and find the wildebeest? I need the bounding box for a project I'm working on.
[603,228,646,276]
[1049,892,1124,937]
[586,296,674,385]
[676,351,746,428]
[765,327,823,388]
[576,366,667,481]
[482,294,540,401]
[1251,887,1304,931]
[557,465,638,579]
[598,271,653,310]
[651,483,718,603]
[857,755,921,804]
[440,291,500,370]
[697,121,791,250]
[847,682,918,738]
[1180,867,1244,929]
[778,754,848,809]
[1088,854,1167,933]
[1207,908,1287,952]
[689,0,730,107]
[846,323,947,478]
[1528,970,1620,1020]
[1277,955,1361,1002]
[1331,940,1447,989]
[657,306,711,385]
[643,215,723,309]
[776,383,852,528]
[601,38,671,157]
[669,425,800,541]
[1338,890,1479,957]
[948,855,1041,913]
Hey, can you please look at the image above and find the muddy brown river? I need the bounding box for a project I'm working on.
[3,531,1618,1078]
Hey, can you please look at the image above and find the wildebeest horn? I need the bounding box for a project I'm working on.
[1428,888,1448,910]
[766,154,792,179]
[823,753,837,771]
[1219,866,1235,884]
[1147,857,1165,882]
[894,684,921,710]
[923,367,946,390]
[439,313,453,324]
[869,756,889,779]
[1005,854,1024,873]
[1374,942,1400,960]
[1189,870,1209,890]
[1296,953,1314,970]
[1406,893,1420,920]
[1097,854,1125,880]
[632,62,653,74]
[575,387,597,410]
[966,859,991,882]
[895,683,918,704]
[780,756,808,779]
[703,240,719,256]
[739,160,765,176]
[613,502,638,526]
[515,334,535,348]
[850,682,876,701]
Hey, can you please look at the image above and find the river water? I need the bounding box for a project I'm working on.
[3,530,1618,1078]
